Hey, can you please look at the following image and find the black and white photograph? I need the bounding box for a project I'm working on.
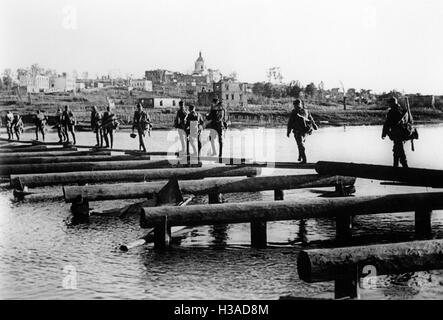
[0,0,442,307]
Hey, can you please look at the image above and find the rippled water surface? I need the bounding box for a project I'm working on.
[0,124,442,299]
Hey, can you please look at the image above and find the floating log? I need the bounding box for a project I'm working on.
[297,239,443,284]
[0,149,85,160]
[240,161,316,169]
[0,154,151,165]
[316,161,443,188]
[0,150,111,163]
[12,165,260,189]
[0,146,77,154]
[3,159,180,176]
[0,145,49,153]
[63,174,355,202]
[140,191,443,228]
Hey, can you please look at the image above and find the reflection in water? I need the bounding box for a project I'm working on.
[1,126,443,299]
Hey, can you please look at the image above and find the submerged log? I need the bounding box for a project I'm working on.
[0,145,47,152]
[316,161,443,188]
[0,154,151,165]
[297,239,443,283]
[12,165,260,189]
[140,191,443,228]
[63,174,355,202]
[3,159,177,176]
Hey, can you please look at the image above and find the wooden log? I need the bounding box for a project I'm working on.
[415,209,432,239]
[297,239,443,283]
[0,145,48,153]
[63,174,355,203]
[13,165,260,189]
[0,149,93,160]
[316,161,443,188]
[140,191,443,228]
[274,189,284,200]
[240,161,316,170]
[3,159,178,176]
[0,146,77,155]
[250,220,267,248]
[0,154,151,165]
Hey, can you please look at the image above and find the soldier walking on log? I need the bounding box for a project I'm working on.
[102,105,118,149]
[55,107,67,143]
[62,105,76,145]
[174,100,188,154]
[132,103,151,152]
[5,110,14,140]
[287,99,318,164]
[34,110,47,141]
[90,105,103,147]
[206,98,228,158]
[185,104,204,159]
[12,113,23,141]
[381,97,418,168]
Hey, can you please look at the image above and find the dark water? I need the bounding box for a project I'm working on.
[0,125,443,299]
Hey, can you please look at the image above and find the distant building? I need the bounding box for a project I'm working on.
[130,79,153,91]
[138,97,182,108]
[193,51,205,75]
[198,80,248,108]
[20,75,50,93]
[49,75,76,92]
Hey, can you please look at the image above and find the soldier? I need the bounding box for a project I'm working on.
[34,110,47,141]
[62,105,76,145]
[102,106,118,149]
[286,99,318,164]
[12,114,23,141]
[185,104,204,159]
[206,98,228,158]
[174,100,188,153]
[381,97,410,168]
[55,107,67,143]
[90,105,103,147]
[5,110,14,140]
[132,103,151,152]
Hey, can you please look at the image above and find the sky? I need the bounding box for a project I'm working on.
[1,0,443,94]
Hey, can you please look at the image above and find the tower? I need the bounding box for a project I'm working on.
[194,51,205,75]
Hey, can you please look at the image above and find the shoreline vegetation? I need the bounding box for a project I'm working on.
[1,89,443,131]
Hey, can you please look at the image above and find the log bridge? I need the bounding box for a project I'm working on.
[297,239,443,299]
[140,191,443,249]
[63,174,356,203]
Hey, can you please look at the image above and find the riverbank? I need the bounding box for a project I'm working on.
[2,90,443,129]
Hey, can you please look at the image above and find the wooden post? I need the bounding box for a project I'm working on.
[415,209,432,239]
[336,215,352,242]
[208,192,223,204]
[334,266,360,299]
[250,220,267,248]
[70,196,90,224]
[274,189,284,201]
[153,216,171,249]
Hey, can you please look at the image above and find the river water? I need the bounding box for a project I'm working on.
[0,124,442,299]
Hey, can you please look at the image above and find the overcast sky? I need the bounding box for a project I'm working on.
[1,0,442,94]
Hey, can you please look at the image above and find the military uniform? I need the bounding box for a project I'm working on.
[12,115,23,141]
[382,104,409,168]
[206,104,228,157]
[55,109,67,142]
[34,112,47,141]
[287,107,317,163]
[185,109,204,157]
[62,109,76,144]
[5,112,14,140]
[102,110,117,148]
[91,110,103,147]
[132,109,151,152]
[174,107,188,153]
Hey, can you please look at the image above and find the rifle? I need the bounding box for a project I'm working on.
[405,97,414,151]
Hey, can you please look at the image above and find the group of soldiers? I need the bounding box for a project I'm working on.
[173,98,228,158]
[287,96,416,167]
[2,96,414,167]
